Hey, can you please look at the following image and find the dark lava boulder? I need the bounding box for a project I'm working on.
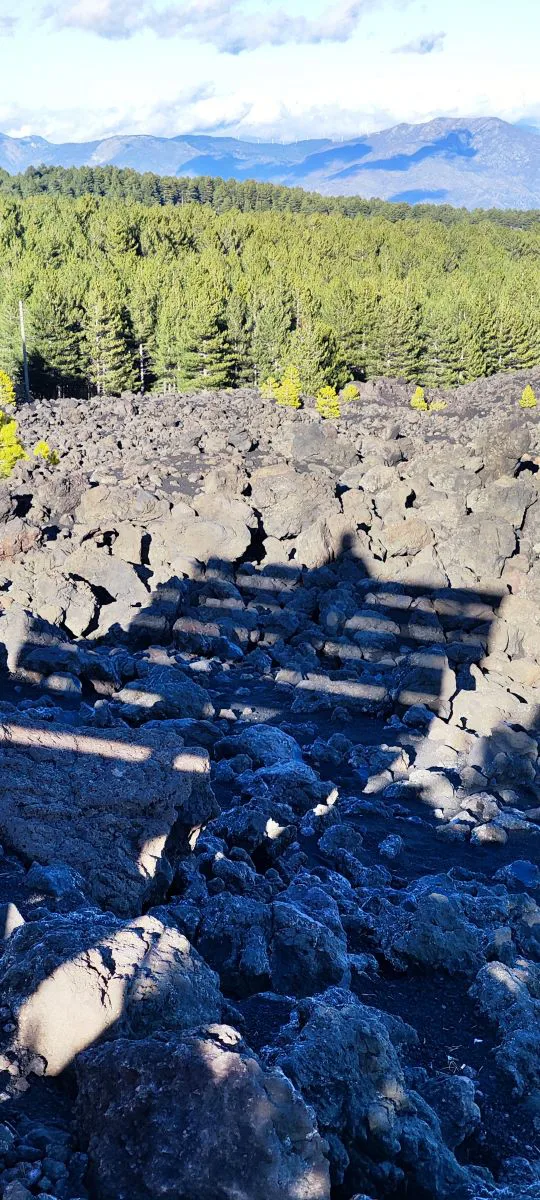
[76,1026,331,1200]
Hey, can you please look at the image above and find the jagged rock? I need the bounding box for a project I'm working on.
[63,543,149,606]
[269,989,471,1198]
[389,892,483,974]
[249,465,340,539]
[0,718,217,915]
[195,884,349,1000]
[418,1075,481,1149]
[215,723,303,767]
[0,518,41,559]
[470,960,540,1095]
[76,1027,330,1200]
[0,912,222,1076]
[0,604,72,674]
[117,663,215,720]
[75,483,169,527]
[149,510,252,570]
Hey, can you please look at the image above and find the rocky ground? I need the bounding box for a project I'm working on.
[0,372,539,1199]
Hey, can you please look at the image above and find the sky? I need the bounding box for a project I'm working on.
[0,0,539,143]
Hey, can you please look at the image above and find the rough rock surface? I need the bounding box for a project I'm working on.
[75,1026,331,1200]
[0,374,539,1199]
[0,720,216,915]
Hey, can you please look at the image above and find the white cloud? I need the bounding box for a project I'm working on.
[0,16,16,34]
[0,85,253,142]
[394,30,445,54]
[43,0,390,52]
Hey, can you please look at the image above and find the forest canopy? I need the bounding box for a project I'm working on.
[1,186,540,398]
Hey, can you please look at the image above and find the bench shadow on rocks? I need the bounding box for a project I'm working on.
[0,535,539,1196]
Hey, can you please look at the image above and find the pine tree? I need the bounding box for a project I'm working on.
[177,290,235,391]
[320,280,377,379]
[0,277,24,385]
[84,280,137,396]
[251,290,292,382]
[367,289,424,381]
[27,276,87,397]
[154,281,184,392]
[226,290,254,386]
[422,299,462,387]
[287,319,341,395]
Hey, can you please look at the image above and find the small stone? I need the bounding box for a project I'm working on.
[471,822,508,845]
[378,834,404,860]
[0,1124,15,1154]
[0,905,24,941]
[2,1183,33,1200]
[44,673,82,696]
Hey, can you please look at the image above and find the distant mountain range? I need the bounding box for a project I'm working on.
[2,116,540,209]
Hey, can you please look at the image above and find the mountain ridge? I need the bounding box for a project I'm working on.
[1,116,540,209]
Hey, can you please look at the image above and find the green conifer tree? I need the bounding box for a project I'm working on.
[367,289,423,381]
[287,319,341,395]
[251,291,293,382]
[27,276,87,397]
[176,290,235,391]
[85,280,137,396]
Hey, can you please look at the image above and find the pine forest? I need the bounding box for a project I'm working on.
[2,177,540,397]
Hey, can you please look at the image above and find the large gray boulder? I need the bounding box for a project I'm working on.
[76,1027,330,1200]
[249,464,339,540]
[0,718,217,915]
[0,912,222,1076]
[63,543,150,605]
[75,483,170,528]
[215,723,303,768]
[269,989,471,1198]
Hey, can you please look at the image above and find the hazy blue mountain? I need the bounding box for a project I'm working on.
[1,117,540,208]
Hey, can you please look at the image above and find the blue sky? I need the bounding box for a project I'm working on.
[1,0,539,142]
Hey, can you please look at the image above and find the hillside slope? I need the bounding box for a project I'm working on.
[1,117,540,208]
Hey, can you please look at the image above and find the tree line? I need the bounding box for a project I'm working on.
[2,164,540,230]
[1,192,540,398]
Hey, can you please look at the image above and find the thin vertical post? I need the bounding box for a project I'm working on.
[18,301,30,403]
[139,342,145,394]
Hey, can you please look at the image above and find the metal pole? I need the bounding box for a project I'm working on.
[19,301,30,403]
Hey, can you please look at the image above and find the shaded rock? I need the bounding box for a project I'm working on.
[390,892,483,975]
[418,1075,481,1150]
[118,663,214,721]
[0,718,216,915]
[76,1026,331,1200]
[470,960,540,1096]
[0,912,222,1076]
[270,989,470,1198]
[215,723,303,768]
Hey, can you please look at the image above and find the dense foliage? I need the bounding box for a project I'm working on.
[3,164,540,230]
[1,190,540,397]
